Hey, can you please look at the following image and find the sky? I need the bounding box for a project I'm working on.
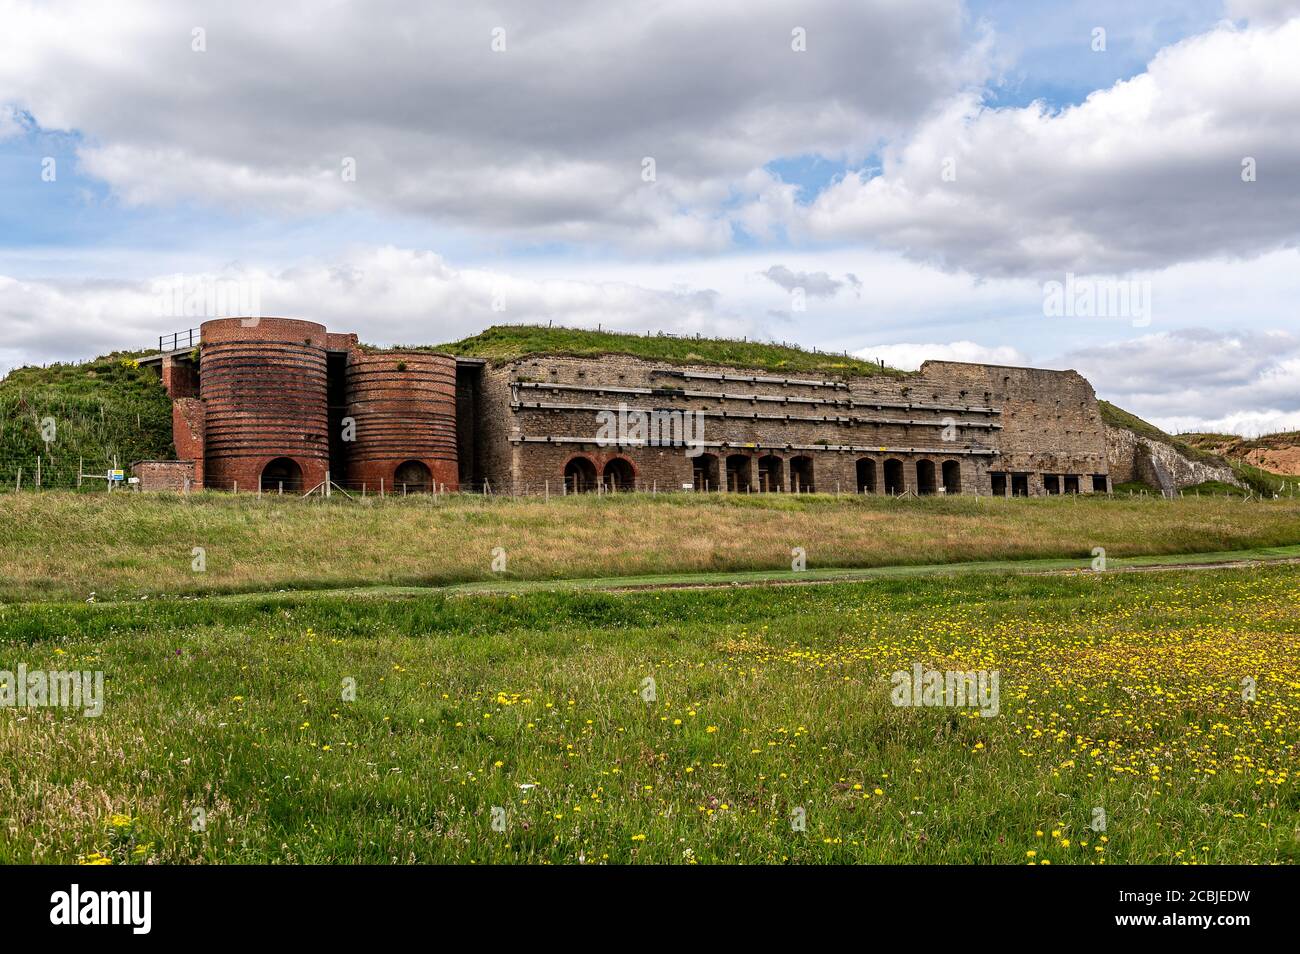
[1,0,1298,436]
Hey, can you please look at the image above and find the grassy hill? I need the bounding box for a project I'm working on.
[0,352,175,490]
[428,324,905,377]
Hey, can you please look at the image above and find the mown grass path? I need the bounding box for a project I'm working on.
[35,542,1300,607]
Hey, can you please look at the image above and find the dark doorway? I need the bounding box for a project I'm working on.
[261,457,303,493]
[603,457,635,491]
[1063,475,1080,494]
[990,472,1007,496]
[916,459,936,495]
[394,459,432,492]
[693,453,720,491]
[564,457,597,493]
[1044,474,1060,495]
[1091,474,1108,493]
[857,458,876,494]
[790,456,814,492]
[884,459,904,495]
[1011,473,1030,497]
[726,454,751,492]
[941,460,961,495]
[757,454,783,492]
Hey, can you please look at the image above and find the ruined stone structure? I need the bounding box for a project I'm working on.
[138,317,1113,497]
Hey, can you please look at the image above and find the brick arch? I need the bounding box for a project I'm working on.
[602,455,637,491]
[600,453,639,479]
[562,454,598,493]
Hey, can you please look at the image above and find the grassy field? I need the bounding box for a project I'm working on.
[3,491,1300,602]
[0,564,1295,864]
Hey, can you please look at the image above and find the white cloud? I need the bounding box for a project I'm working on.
[1062,329,1300,435]
[0,0,983,252]
[855,341,1028,371]
[805,16,1300,275]
[1227,0,1300,25]
[0,247,739,375]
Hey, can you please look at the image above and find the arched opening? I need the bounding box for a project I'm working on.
[726,454,751,492]
[603,457,635,491]
[856,458,877,494]
[916,459,936,495]
[757,454,783,493]
[941,460,961,495]
[790,456,814,493]
[260,457,303,493]
[693,453,720,491]
[394,459,432,493]
[884,459,904,495]
[563,456,598,494]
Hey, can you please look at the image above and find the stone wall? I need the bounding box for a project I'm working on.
[1105,425,1240,493]
[476,353,1113,496]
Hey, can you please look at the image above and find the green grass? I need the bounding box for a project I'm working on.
[1229,459,1300,497]
[5,491,1300,603]
[0,352,175,490]
[428,323,905,377]
[1,564,1295,864]
[1098,400,1223,466]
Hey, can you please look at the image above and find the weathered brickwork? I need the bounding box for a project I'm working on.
[475,353,1111,496]
[344,351,459,492]
[132,459,196,492]
[145,318,1112,497]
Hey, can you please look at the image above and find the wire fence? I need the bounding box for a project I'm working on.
[3,455,1296,502]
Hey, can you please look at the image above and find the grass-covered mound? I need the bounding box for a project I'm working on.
[0,353,174,490]
[430,324,905,378]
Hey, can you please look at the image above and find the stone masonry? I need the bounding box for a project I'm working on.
[140,319,1114,497]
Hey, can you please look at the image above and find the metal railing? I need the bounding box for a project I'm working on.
[158,328,199,353]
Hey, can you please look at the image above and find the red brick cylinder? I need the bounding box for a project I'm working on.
[345,351,459,492]
[198,317,330,492]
